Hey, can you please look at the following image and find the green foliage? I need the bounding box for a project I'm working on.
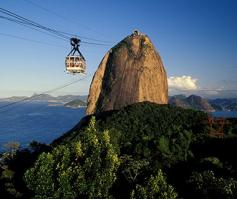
[54,102,210,198]
[0,142,25,198]
[157,130,193,166]
[0,165,23,198]
[1,168,14,180]
[24,152,55,198]
[120,155,149,183]
[24,117,120,199]
[200,156,223,168]
[0,140,51,198]
[3,102,237,198]
[224,118,237,136]
[91,103,208,169]
[188,170,237,199]
[130,169,178,199]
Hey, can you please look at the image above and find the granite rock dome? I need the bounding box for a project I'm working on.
[86,31,168,115]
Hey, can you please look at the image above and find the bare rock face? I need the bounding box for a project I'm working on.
[86,31,168,115]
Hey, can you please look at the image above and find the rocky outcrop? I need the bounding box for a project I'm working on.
[86,31,168,115]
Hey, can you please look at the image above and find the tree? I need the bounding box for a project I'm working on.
[130,169,178,199]
[24,117,120,199]
[157,129,193,167]
[187,170,237,199]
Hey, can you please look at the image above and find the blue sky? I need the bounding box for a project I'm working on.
[0,0,236,98]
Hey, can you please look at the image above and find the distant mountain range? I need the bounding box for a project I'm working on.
[1,94,237,112]
[169,95,237,111]
[0,94,88,103]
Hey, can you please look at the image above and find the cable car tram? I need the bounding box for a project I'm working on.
[65,38,86,74]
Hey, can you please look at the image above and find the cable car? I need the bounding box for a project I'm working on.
[65,38,86,74]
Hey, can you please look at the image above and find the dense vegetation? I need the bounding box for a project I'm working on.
[1,102,237,198]
[0,142,51,198]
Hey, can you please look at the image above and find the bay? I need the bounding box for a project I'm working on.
[0,101,85,151]
[212,111,237,118]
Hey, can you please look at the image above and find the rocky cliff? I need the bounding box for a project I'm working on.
[86,31,168,115]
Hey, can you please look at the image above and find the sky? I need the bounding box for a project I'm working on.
[0,0,237,98]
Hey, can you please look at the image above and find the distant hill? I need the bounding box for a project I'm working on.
[209,98,237,111]
[55,95,87,102]
[64,99,87,108]
[30,93,54,101]
[169,95,214,112]
[0,96,27,101]
[169,95,237,112]
[226,103,237,111]
[169,95,191,109]
[0,94,88,103]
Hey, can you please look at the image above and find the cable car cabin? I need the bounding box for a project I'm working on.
[65,38,86,74]
[65,56,86,74]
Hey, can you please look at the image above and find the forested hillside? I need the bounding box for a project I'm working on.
[1,102,237,198]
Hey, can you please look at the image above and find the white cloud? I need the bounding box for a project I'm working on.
[168,75,198,90]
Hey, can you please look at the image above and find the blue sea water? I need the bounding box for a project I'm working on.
[0,101,85,151]
[211,111,237,118]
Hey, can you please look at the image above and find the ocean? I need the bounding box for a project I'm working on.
[0,101,85,151]
[0,102,237,152]
[211,111,237,118]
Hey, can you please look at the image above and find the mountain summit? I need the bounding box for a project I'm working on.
[86,31,168,115]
